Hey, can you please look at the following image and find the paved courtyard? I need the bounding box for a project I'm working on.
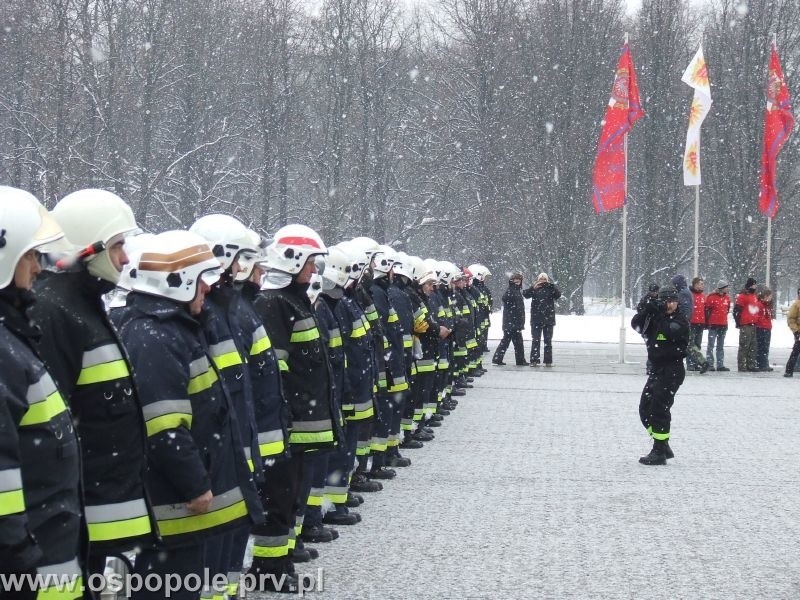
[253,341,800,599]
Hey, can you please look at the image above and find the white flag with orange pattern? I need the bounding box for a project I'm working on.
[681,45,712,186]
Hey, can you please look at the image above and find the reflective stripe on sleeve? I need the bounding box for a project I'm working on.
[77,344,130,385]
[249,326,272,355]
[153,487,247,537]
[142,399,193,436]
[85,498,151,542]
[20,374,67,426]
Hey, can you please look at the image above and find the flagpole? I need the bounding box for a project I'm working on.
[765,32,776,289]
[619,32,629,365]
[693,185,700,276]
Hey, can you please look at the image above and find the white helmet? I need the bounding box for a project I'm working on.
[408,255,426,281]
[348,236,381,267]
[307,272,323,304]
[423,258,439,274]
[418,270,438,286]
[392,251,413,280]
[261,224,327,275]
[373,244,396,278]
[130,230,222,303]
[52,189,139,284]
[189,214,258,272]
[320,245,351,289]
[438,261,460,285]
[234,229,268,282]
[335,240,366,282]
[468,263,491,281]
[0,187,64,289]
[117,233,157,292]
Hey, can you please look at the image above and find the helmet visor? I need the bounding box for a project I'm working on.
[200,267,222,287]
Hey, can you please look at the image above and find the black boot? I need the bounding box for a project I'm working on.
[663,441,674,459]
[639,440,668,465]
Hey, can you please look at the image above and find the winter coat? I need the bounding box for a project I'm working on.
[704,291,731,328]
[30,269,154,554]
[733,290,759,327]
[755,299,774,330]
[388,279,416,376]
[370,278,408,393]
[631,297,690,365]
[116,292,262,548]
[501,280,526,331]
[523,281,561,326]
[253,281,340,450]
[670,275,693,321]
[203,286,262,481]
[335,294,375,422]
[234,285,290,462]
[316,295,346,408]
[690,289,706,326]
[787,299,800,334]
[453,288,477,350]
[0,288,83,589]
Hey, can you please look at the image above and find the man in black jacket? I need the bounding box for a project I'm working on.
[522,272,561,366]
[631,286,689,466]
[492,273,527,366]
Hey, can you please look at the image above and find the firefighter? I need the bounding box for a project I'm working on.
[30,189,156,579]
[250,224,341,589]
[116,230,263,599]
[0,187,84,599]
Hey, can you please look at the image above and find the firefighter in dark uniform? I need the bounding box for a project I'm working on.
[631,285,689,466]
[426,264,453,418]
[370,246,411,466]
[190,215,274,596]
[116,230,263,599]
[251,224,340,589]
[30,189,156,579]
[416,270,448,428]
[0,188,84,599]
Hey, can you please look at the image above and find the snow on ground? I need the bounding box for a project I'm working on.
[256,340,800,599]
[488,297,798,349]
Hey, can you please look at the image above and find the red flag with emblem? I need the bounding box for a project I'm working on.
[758,43,795,218]
[591,43,645,213]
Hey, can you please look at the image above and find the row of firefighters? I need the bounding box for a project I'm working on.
[0,186,494,598]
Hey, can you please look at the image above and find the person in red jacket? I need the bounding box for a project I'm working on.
[688,277,706,370]
[734,277,759,372]
[755,287,774,371]
[704,281,731,371]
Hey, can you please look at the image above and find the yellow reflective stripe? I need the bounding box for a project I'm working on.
[20,391,67,426]
[211,351,243,370]
[329,336,343,348]
[416,364,436,373]
[155,498,248,537]
[289,430,334,445]
[146,413,192,437]
[259,440,285,457]
[388,382,409,392]
[387,313,399,323]
[290,328,320,343]
[278,359,289,372]
[250,335,272,356]
[307,495,323,507]
[351,326,367,338]
[187,369,219,394]
[253,545,289,558]
[403,340,413,348]
[0,489,25,516]
[77,360,130,385]
[36,578,83,599]
[88,515,151,542]
[345,404,375,421]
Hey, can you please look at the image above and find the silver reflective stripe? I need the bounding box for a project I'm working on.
[258,430,284,444]
[326,486,347,495]
[329,328,341,339]
[85,498,148,525]
[393,376,407,385]
[153,487,243,521]
[291,419,331,433]
[253,325,268,340]
[253,535,288,546]
[82,344,124,368]
[352,400,372,412]
[403,335,412,342]
[0,468,22,493]
[142,399,193,421]
[273,348,289,361]
[189,356,213,378]
[209,339,239,357]
[37,557,81,578]
[243,446,252,460]
[26,373,57,406]
[293,317,316,331]
[352,319,363,329]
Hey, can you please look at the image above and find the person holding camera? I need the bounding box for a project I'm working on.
[784,288,800,377]
[523,272,561,366]
[492,273,527,366]
[631,285,689,466]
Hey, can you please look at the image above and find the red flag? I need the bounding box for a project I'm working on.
[758,43,795,218]
[591,43,645,213]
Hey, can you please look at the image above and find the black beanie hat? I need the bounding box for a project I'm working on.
[658,286,679,301]
[745,277,757,291]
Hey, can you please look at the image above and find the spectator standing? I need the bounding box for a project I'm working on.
[492,273,527,366]
[523,273,561,366]
[704,281,731,371]
[734,277,759,372]
[688,277,706,370]
[784,288,800,377]
[755,287,774,371]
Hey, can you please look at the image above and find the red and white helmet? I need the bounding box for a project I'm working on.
[130,230,222,303]
[262,224,327,275]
